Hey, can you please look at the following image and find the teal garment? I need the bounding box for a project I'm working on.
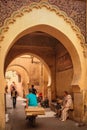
[26,93,38,106]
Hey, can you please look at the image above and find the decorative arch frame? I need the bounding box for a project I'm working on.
[0,1,86,91]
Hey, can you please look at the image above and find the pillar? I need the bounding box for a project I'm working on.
[0,47,5,129]
[86,0,87,43]
[72,85,84,122]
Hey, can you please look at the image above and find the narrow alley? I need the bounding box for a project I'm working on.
[6,95,87,130]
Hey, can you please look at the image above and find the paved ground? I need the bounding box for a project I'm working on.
[6,96,87,130]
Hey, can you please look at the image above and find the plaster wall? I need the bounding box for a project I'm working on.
[56,69,73,97]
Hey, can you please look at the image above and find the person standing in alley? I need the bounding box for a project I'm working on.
[10,82,16,97]
[11,86,18,108]
[31,85,37,95]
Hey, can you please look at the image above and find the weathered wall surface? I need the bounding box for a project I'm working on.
[56,69,73,97]
[55,42,73,97]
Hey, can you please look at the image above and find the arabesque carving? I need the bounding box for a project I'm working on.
[0,0,86,38]
[48,0,86,38]
[0,1,85,51]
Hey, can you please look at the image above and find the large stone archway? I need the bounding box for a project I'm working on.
[0,2,86,129]
[0,2,86,89]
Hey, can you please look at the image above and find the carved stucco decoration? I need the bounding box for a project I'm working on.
[48,0,86,38]
[0,0,41,27]
[0,1,85,51]
[0,0,86,37]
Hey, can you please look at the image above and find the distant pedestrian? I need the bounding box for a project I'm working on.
[11,87,18,108]
[5,85,8,93]
[38,92,43,102]
[31,85,37,95]
[10,82,16,97]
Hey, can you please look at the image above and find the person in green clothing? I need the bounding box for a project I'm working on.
[26,88,38,108]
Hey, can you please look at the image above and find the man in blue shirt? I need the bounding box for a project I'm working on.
[26,88,38,108]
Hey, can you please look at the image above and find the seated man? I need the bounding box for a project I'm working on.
[26,88,38,108]
[54,99,62,118]
[60,91,73,121]
[40,97,49,108]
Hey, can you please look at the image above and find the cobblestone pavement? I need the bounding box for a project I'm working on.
[6,96,87,130]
